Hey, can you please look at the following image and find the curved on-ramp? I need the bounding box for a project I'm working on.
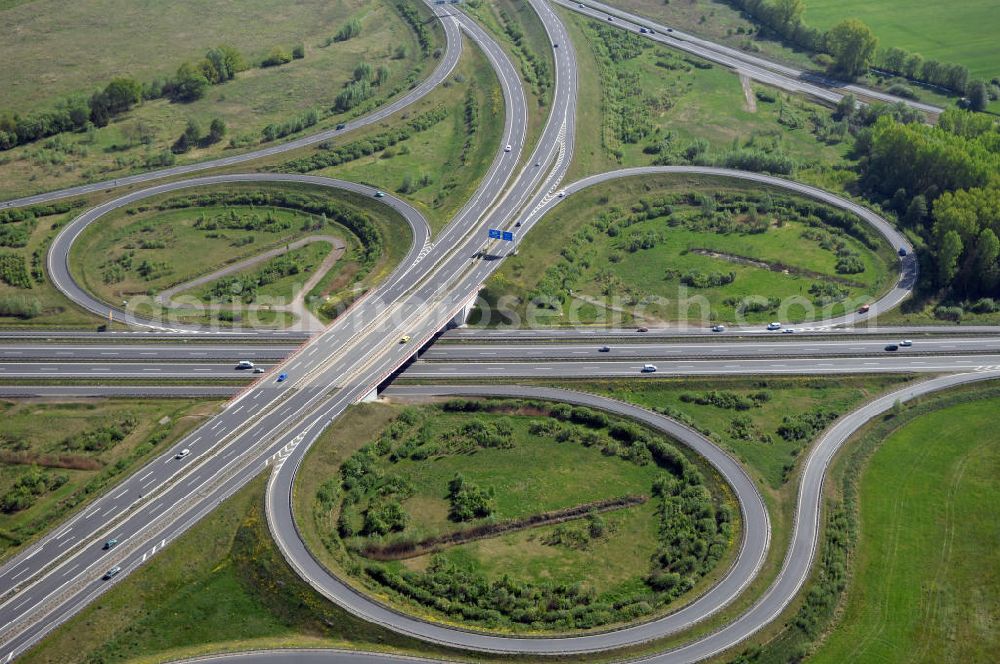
[268,385,770,655]
[46,173,431,332]
[193,370,999,664]
[525,165,918,329]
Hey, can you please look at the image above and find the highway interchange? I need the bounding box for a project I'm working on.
[0,1,995,663]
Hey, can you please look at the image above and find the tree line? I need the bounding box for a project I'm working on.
[848,106,1000,307]
[728,0,988,96]
[0,41,305,151]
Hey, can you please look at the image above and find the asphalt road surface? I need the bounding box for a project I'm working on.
[445,324,1000,339]
[0,345,298,361]
[4,336,998,364]
[422,337,1000,360]
[402,355,1000,377]
[0,362,267,378]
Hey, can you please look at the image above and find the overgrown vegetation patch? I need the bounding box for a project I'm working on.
[311,399,737,632]
[477,180,892,325]
[0,399,217,558]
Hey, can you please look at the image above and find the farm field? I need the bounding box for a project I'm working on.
[0,0,436,200]
[297,399,738,633]
[475,174,894,327]
[805,0,1000,80]
[0,398,220,561]
[812,395,1000,662]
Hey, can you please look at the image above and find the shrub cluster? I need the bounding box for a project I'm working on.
[0,253,32,289]
[680,270,737,288]
[0,294,42,319]
[1,467,69,513]
[394,3,432,56]
[447,473,496,522]
[62,415,137,452]
[777,408,839,442]
[680,390,771,411]
[498,9,551,99]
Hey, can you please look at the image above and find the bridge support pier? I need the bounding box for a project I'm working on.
[359,386,379,403]
[448,292,481,328]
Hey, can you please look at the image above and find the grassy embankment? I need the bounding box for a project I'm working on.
[0,0,436,200]
[0,398,220,561]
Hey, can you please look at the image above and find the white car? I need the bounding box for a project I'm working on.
[175,448,190,459]
[783,328,795,334]
[236,360,254,369]
[641,364,658,373]
[767,322,782,331]
[900,339,913,347]
[557,190,566,197]
[711,325,726,332]
[504,144,512,152]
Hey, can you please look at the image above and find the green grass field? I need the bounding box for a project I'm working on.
[477,174,894,326]
[299,399,737,633]
[0,398,219,560]
[0,0,437,200]
[20,476,446,664]
[811,396,1000,663]
[72,206,339,304]
[805,0,999,80]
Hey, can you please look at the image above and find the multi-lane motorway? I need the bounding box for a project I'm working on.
[0,1,994,663]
